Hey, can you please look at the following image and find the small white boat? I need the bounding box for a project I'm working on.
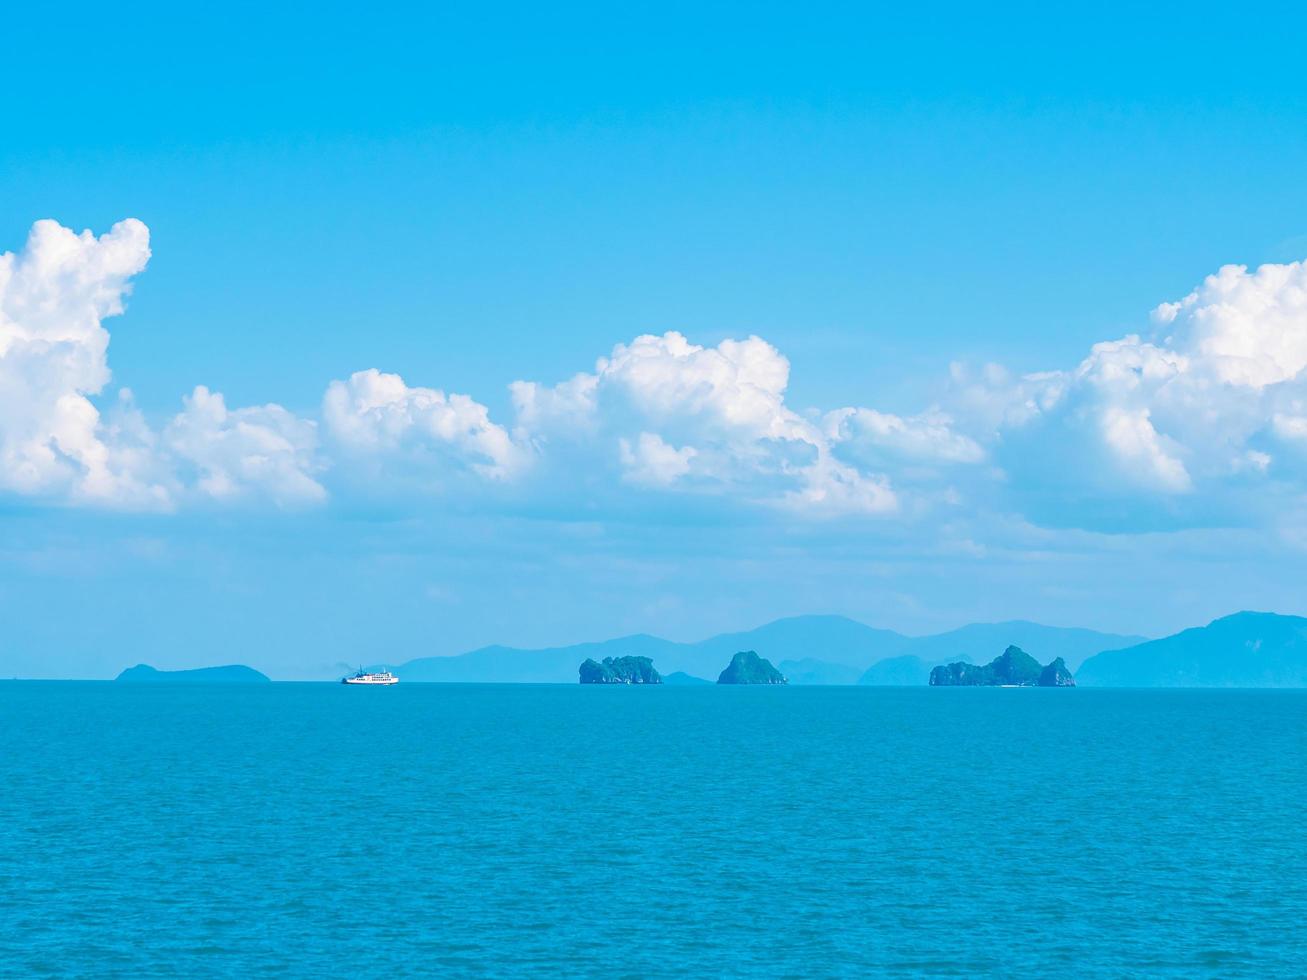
[342,668,398,686]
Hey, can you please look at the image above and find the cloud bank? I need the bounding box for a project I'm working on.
[5,218,1307,536]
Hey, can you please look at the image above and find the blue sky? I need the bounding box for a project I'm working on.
[4,2,1307,677]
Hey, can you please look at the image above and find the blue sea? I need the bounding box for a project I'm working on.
[3,684,1305,977]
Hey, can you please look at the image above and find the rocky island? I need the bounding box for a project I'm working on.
[1038,657,1076,687]
[115,663,271,683]
[578,656,662,684]
[717,650,787,685]
[928,646,1076,686]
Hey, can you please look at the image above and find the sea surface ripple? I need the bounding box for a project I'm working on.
[2,684,1305,977]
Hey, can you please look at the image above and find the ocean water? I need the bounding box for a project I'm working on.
[2,684,1305,978]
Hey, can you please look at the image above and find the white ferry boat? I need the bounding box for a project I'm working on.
[342,668,398,686]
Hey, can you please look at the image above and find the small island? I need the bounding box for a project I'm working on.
[928,646,1076,687]
[578,656,662,684]
[1038,657,1076,687]
[717,650,787,685]
[115,663,271,683]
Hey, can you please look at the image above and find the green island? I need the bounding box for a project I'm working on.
[578,656,663,684]
[717,650,787,685]
[929,646,1076,687]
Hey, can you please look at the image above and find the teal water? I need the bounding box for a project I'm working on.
[2,684,1305,977]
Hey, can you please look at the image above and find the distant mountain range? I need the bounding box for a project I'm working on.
[379,615,1145,685]
[1075,612,1307,687]
[109,611,1307,687]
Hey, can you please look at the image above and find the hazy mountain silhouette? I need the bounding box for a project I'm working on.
[385,615,1141,684]
[1077,612,1307,687]
[778,658,864,685]
[857,655,936,686]
[883,621,1143,673]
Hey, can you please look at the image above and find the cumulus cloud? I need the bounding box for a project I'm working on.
[323,368,529,482]
[781,454,897,516]
[951,257,1307,522]
[10,217,1307,534]
[619,432,697,487]
[0,219,326,510]
[509,371,597,434]
[0,218,172,508]
[165,387,325,506]
[512,331,916,515]
[1152,259,1307,387]
[599,332,803,443]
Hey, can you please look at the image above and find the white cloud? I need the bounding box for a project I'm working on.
[10,217,1307,535]
[513,331,919,515]
[0,219,324,510]
[781,453,898,516]
[1096,405,1191,493]
[323,368,528,481]
[1152,259,1307,387]
[824,407,985,465]
[599,332,805,442]
[954,256,1307,515]
[165,386,325,506]
[509,371,597,434]
[0,218,172,508]
[619,432,697,487]
[1066,336,1193,493]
